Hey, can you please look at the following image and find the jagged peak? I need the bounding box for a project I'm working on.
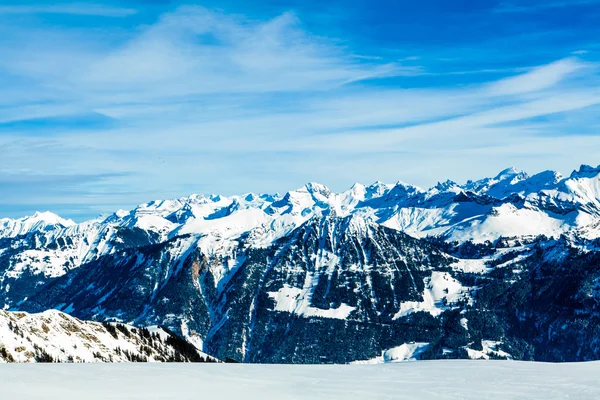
[304,213,375,235]
[242,193,257,202]
[393,180,423,191]
[434,179,459,192]
[345,183,367,199]
[363,181,392,197]
[16,211,75,227]
[302,182,331,197]
[367,180,389,189]
[209,194,223,202]
[0,210,76,239]
[532,169,562,179]
[462,167,529,196]
[385,181,423,200]
[569,164,600,179]
[528,169,563,185]
[494,167,528,181]
[495,166,517,178]
[184,193,216,205]
[349,182,365,191]
[115,209,129,218]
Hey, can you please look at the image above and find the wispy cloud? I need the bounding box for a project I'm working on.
[0,3,137,17]
[485,58,589,96]
[1,4,600,219]
[0,170,135,218]
[78,7,400,94]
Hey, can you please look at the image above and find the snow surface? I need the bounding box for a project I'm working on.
[466,340,513,360]
[445,203,569,243]
[268,283,356,320]
[0,361,598,399]
[352,342,431,364]
[393,272,471,319]
[450,258,489,273]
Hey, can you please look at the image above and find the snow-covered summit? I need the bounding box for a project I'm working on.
[0,211,76,238]
[570,164,600,179]
[0,163,598,270]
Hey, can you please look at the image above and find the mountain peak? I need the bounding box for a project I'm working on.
[26,211,75,226]
[394,180,420,189]
[570,164,600,179]
[302,182,331,197]
[494,167,526,181]
[366,181,390,192]
[435,179,459,192]
[0,211,76,239]
[349,183,366,196]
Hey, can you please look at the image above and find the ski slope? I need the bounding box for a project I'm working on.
[1,361,598,399]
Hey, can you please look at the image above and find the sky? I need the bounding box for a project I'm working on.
[1,0,600,220]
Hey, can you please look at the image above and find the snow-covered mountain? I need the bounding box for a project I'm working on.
[2,164,599,248]
[1,163,600,363]
[0,164,597,287]
[0,309,217,363]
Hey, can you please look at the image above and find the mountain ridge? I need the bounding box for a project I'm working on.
[2,163,599,241]
[1,163,599,363]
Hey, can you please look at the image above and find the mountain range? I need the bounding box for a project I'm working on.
[1,164,600,363]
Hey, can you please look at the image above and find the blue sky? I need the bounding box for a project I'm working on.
[1,0,600,220]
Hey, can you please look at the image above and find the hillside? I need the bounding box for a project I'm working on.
[1,164,599,363]
[0,310,216,363]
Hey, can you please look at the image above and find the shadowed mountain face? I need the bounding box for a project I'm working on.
[15,216,458,362]
[6,215,600,363]
[2,165,600,363]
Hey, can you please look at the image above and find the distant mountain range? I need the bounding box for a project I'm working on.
[1,164,600,363]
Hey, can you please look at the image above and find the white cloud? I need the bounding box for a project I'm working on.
[72,7,400,96]
[1,5,600,217]
[486,58,587,96]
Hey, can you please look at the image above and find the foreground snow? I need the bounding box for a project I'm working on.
[0,361,598,399]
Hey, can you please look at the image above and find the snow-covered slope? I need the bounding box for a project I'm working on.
[0,309,215,363]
